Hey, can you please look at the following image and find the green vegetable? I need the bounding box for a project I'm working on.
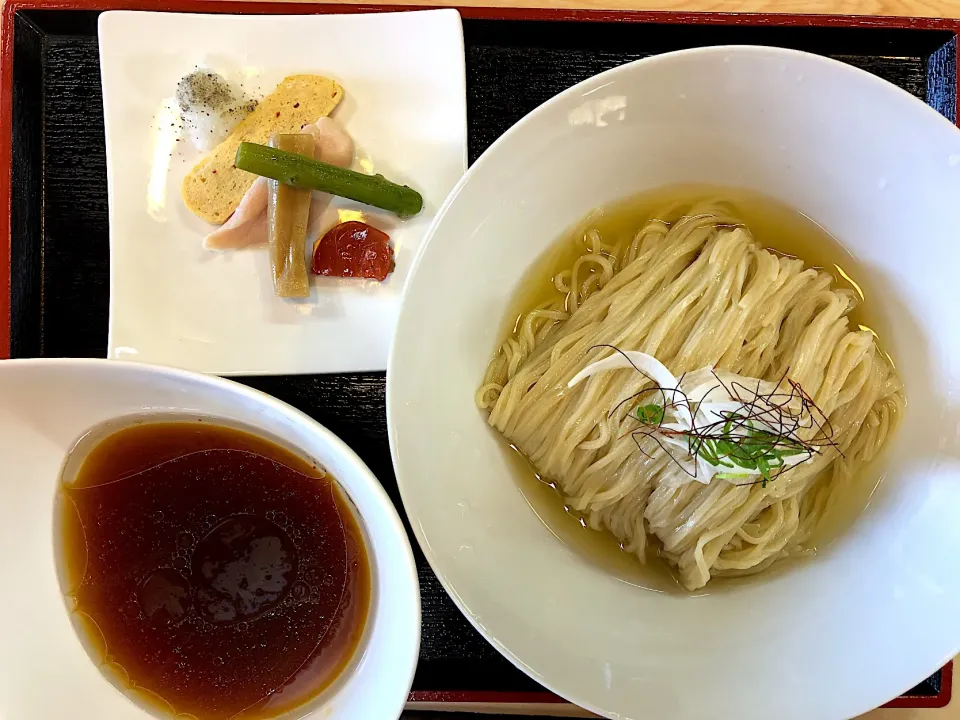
[693,418,808,485]
[235,142,423,218]
[635,403,665,425]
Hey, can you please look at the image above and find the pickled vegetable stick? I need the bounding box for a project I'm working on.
[267,134,314,298]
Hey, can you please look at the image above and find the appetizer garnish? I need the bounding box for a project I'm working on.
[235,142,423,218]
[313,221,394,281]
[180,71,411,296]
[268,134,314,297]
[568,348,836,487]
[182,75,343,224]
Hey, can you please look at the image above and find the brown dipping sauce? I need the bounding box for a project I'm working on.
[56,420,371,720]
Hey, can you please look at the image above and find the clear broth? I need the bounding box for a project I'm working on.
[497,184,892,594]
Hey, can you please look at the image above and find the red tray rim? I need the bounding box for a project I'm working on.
[404,663,954,708]
[1,0,956,712]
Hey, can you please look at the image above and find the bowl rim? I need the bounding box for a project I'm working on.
[386,44,960,719]
[396,43,959,281]
[3,356,422,720]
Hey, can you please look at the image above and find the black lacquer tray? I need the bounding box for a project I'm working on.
[3,2,955,714]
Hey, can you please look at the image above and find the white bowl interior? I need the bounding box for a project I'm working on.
[389,46,960,720]
[0,359,419,719]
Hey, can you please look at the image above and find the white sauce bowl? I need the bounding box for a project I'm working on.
[0,358,419,719]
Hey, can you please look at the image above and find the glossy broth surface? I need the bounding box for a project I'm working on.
[499,185,893,593]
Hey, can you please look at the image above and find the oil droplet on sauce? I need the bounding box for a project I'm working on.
[192,515,298,625]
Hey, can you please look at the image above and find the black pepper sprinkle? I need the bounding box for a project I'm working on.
[293,103,300,108]
[177,70,236,112]
[276,111,281,117]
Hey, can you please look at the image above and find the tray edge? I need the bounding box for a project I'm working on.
[2,0,958,713]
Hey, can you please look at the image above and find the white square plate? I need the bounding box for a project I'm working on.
[99,9,466,375]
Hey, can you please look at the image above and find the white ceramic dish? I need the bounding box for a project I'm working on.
[387,46,960,719]
[99,9,467,375]
[0,358,419,719]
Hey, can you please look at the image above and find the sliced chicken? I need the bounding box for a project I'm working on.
[202,177,269,250]
[203,117,355,250]
[308,117,355,169]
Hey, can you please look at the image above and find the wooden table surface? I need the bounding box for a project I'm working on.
[5,0,960,18]
[142,0,960,18]
[165,0,960,18]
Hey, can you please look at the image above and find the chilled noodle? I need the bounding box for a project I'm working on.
[476,199,903,590]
